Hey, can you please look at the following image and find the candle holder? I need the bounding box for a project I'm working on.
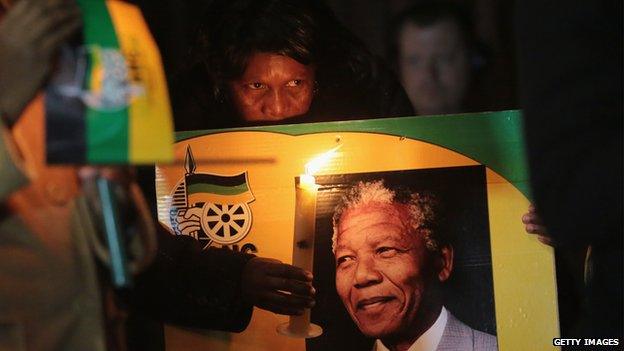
[276,309,323,338]
[277,175,323,338]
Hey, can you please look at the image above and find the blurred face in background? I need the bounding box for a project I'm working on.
[398,19,470,116]
[228,52,315,122]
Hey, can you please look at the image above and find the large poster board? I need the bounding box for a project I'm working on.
[155,110,559,350]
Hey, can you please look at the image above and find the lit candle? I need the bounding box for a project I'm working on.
[278,146,341,338]
[292,174,318,273]
[277,174,323,338]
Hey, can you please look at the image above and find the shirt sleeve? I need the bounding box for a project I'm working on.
[129,223,255,332]
[0,120,28,201]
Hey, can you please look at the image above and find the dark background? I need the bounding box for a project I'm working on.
[134,0,518,117]
[307,165,495,351]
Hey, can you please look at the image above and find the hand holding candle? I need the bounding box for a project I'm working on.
[241,257,316,315]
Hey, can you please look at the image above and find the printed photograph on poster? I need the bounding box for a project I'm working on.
[308,166,497,351]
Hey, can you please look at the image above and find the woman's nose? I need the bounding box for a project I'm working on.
[261,89,289,118]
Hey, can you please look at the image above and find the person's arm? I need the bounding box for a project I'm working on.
[0,120,28,200]
[0,0,81,123]
[132,227,315,331]
[130,227,256,331]
[0,0,81,200]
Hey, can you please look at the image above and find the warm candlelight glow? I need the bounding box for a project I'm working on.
[304,145,341,175]
[299,174,316,188]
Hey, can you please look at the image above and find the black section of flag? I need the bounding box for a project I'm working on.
[185,173,247,187]
[45,43,87,164]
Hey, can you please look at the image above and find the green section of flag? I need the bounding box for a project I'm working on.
[78,0,129,163]
[78,0,118,46]
[187,183,250,196]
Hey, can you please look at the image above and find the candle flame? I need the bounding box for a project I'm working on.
[305,145,342,175]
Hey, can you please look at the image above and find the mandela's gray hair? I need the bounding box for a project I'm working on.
[331,180,444,253]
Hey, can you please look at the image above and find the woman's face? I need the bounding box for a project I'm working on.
[228,52,315,122]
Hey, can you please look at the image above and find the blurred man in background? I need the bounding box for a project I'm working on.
[390,1,483,116]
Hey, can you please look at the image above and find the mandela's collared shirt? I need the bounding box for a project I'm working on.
[372,307,448,351]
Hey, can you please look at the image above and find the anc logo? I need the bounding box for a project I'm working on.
[169,146,255,249]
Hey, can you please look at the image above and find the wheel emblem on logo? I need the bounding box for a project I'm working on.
[201,203,252,245]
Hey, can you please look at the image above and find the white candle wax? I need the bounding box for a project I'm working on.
[280,174,322,338]
[292,174,318,271]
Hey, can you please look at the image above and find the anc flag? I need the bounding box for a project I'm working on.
[186,173,255,205]
[45,0,173,164]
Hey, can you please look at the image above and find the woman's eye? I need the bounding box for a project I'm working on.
[247,82,265,90]
[286,79,303,87]
[377,247,398,258]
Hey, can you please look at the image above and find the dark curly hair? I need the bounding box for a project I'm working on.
[173,0,410,129]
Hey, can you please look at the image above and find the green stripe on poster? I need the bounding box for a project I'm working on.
[176,110,530,197]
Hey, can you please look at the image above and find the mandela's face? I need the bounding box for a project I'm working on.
[334,202,437,338]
